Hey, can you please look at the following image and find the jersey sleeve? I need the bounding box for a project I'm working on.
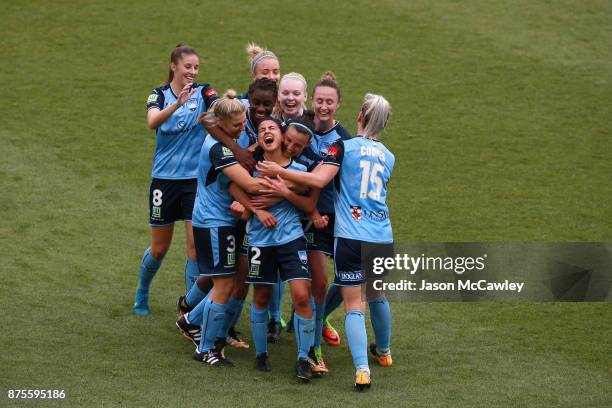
[322,140,344,167]
[200,84,220,110]
[147,88,164,111]
[210,143,239,171]
[336,124,353,140]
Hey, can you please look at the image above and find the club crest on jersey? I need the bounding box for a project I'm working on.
[187,99,198,112]
[298,250,308,264]
[319,142,331,155]
[178,121,186,129]
[350,205,362,221]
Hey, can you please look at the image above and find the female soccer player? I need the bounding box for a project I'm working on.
[177,91,270,366]
[246,42,281,84]
[264,72,309,340]
[175,79,278,349]
[274,72,308,121]
[257,93,394,390]
[232,116,317,380]
[299,72,353,370]
[132,44,219,316]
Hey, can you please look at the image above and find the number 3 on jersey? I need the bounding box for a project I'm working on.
[359,160,384,201]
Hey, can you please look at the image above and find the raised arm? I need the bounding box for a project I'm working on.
[147,84,196,129]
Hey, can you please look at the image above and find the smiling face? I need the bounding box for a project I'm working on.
[219,111,247,139]
[283,126,311,158]
[248,88,275,127]
[312,85,340,123]
[279,78,307,118]
[257,119,283,152]
[253,58,281,83]
[170,53,199,87]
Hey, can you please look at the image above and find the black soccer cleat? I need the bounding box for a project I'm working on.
[193,349,232,367]
[255,352,272,372]
[212,337,234,366]
[267,319,282,343]
[176,296,192,316]
[295,358,312,382]
[175,315,201,348]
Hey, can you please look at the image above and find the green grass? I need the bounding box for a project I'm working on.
[1,0,611,406]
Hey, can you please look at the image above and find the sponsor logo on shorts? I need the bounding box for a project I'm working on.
[248,263,260,278]
[227,253,235,266]
[152,206,161,219]
[350,205,362,221]
[305,232,314,244]
[338,271,364,281]
[298,250,308,264]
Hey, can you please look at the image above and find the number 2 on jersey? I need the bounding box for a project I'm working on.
[359,160,384,201]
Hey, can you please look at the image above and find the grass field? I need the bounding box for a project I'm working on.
[1,0,611,406]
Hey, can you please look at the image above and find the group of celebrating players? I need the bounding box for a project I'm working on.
[131,42,395,390]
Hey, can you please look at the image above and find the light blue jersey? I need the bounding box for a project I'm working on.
[323,136,394,243]
[247,159,307,247]
[146,83,218,179]
[192,135,240,228]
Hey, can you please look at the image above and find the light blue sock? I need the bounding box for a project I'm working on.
[268,282,285,322]
[228,299,245,329]
[217,297,240,338]
[251,304,269,356]
[199,301,227,352]
[313,302,325,348]
[136,248,163,291]
[184,258,199,293]
[345,310,368,370]
[368,296,391,353]
[186,290,212,326]
[294,312,315,360]
[323,284,343,319]
[186,282,208,308]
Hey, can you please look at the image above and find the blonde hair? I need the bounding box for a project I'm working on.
[360,93,391,138]
[211,89,246,119]
[246,42,278,73]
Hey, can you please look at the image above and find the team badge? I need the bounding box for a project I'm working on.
[178,121,186,129]
[350,205,362,221]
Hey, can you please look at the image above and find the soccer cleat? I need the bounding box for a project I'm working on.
[132,289,150,316]
[254,352,272,372]
[308,347,329,375]
[295,358,313,382]
[226,327,250,349]
[176,296,192,317]
[267,320,282,343]
[369,343,393,367]
[322,318,340,346]
[213,337,234,366]
[354,369,371,391]
[193,349,232,367]
[175,315,201,348]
